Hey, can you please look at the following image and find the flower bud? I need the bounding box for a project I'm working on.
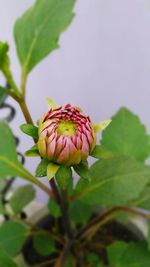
[38,104,97,166]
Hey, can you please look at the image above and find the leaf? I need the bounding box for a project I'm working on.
[0,221,29,257]
[14,0,76,73]
[35,158,49,177]
[107,241,128,265]
[47,162,60,181]
[74,162,92,181]
[147,221,150,251]
[33,232,55,256]
[25,145,40,157]
[48,198,61,218]
[77,156,150,206]
[118,243,150,267]
[55,166,72,189]
[69,200,92,224]
[132,187,150,210]
[0,87,7,105]
[0,120,42,186]
[87,253,103,267]
[9,185,36,213]
[20,124,38,138]
[90,145,115,159]
[101,107,150,162]
[0,247,17,267]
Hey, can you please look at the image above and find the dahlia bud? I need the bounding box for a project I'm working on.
[38,104,110,167]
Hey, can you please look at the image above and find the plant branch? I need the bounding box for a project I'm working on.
[77,206,150,240]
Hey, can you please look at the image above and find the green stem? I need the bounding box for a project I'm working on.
[19,99,34,125]
[21,67,28,96]
[2,68,21,97]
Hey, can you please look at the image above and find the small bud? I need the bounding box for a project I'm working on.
[38,103,110,166]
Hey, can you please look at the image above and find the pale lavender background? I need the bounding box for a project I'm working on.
[0,0,150,202]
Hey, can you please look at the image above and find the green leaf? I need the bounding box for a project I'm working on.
[77,156,150,206]
[20,124,38,138]
[74,162,92,181]
[0,221,29,257]
[132,187,150,210]
[35,158,49,177]
[48,198,61,218]
[47,162,60,181]
[117,243,150,267]
[107,241,128,265]
[90,145,115,159]
[25,145,40,157]
[33,232,55,256]
[9,185,36,213]
[14,0,76,73]
[0,87,7,105]
[0,247,17,267]
[56,166,72,189]
[69,200,92,224]
[87,253,103,267]
[0,120,42,187]
[101,107,150,162]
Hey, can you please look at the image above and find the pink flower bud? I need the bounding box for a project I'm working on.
[38,104,96,166]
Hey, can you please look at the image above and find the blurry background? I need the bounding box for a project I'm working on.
[0,0,150,201]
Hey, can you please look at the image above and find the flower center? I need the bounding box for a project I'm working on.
[57,120,76,136]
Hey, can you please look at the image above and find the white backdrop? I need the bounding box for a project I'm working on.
[0,0,150,202]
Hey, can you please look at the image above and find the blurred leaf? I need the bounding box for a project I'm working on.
[9,185,36,213]
[33,232,55,256]
[14,0,76,73]
[90,145,115,159]
[69,200,92,224]
[0,247,17,267]
[77,156,150,206]
[87,253,103,267]
[0,221,29,257]
[132,187,150,210]
[107,241,128,265]
[35,158,49,177]
[119,243,150,267]
[48,198,61,218]
[20,124,38,138]
[56,166,72,189]
[0,120,42,186]
[74,162,92,181]
[101,107,150,162]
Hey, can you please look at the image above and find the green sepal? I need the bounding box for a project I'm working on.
[46,97,58,109]
[25,144,40,157]
[35,158,50,177]
[20,124,38,138]
[93,119,111,133]
[73,161,92,182]
[90,145,115,159]
[55,166,73,189]
[47,162,60,181]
